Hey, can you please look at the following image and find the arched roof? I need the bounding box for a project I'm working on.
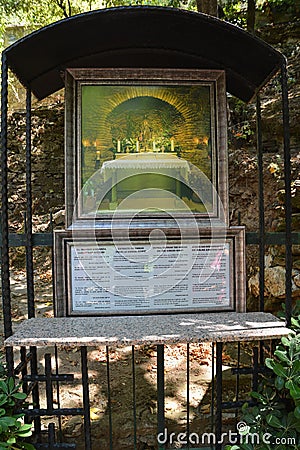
[3,6,284,102]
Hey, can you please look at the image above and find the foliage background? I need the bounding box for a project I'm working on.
[1,0,299,50]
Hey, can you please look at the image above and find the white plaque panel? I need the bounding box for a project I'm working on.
[54,228,245,316]
[68,241,231,314]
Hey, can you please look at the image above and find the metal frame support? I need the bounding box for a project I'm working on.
[281,60,292,327]
[1,52,13,374]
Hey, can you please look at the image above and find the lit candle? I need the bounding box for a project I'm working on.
[95,150,101,169]
[136,140,139,152]
[153,140,156,152]
[117,140,121,152]
[171,138,175,152]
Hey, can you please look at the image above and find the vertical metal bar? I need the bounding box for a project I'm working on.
[25,88,35,319]
[48,423,56,450]
[256,95,265,313]
[1,52,13,374]
[30,347,41,434]
[215,342,223,450]
[54,345,62,438]
[106,346,113,450]
[20,347,28,395]
[157,344,165,449]
[50,212,56,314]
[256,95,267,364]
[210,342,215,442]
[281,61,292,327]
[45,353,54,412]
[81,346,92,450]
[24,89,39,436]
[132,346,137,450]
[235,342,241,421]
[186,343,190,450]
[20,347,30,425]
[252,347,259,393]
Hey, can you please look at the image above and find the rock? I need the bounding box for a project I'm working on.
[265,254,273,268]
[292,214,300,231]
[63,416,83,438]
[294,273,300,288]
[272,256,285,267]
[52,209,65,225]
[264,296,284,313]
[248,272,260,297]
[249,265,300,299]
[292,245,300,256]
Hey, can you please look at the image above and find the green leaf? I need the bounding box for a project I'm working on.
[291,317,300,328]
[0,416,17,427]
[0,398,7,408]
[12,392,27,400]
[294,406,300,419]
[266,413,283,428]
[265,358,275,370]
[18,423,32,432]
[274,349,290,364]
[239,444,253,450]
[290,359,300,375]
[0,381,8,394]
[22,444,36,450]
[16,429,33,437]
[7,377,15,393]
[275,376,285,390]
[281,336,292,347]
[272,362,288,378]
[15,429,32,437]
[0,444,9,450]
[250,391,267,403]
[286,411,299,428]
[289,339,298,359]
[290,384,300,400]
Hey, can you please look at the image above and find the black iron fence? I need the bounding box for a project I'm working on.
[1,57,299,449]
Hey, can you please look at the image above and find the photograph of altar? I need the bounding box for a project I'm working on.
[80,83,215,214]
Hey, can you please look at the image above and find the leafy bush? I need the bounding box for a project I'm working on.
[0,362,34,450]
[226,303,300,450]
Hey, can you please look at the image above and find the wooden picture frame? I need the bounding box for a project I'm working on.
[54,227,245,317]
[65,69,228,227]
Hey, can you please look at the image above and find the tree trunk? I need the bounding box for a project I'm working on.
[196,0,218,17]
[247,0,256,33]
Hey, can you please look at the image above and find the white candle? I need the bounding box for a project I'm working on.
[136,140,139,152]
[117,140,121,152]
[171,138,175,152]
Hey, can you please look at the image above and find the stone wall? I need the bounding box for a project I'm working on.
[7,104,65,232]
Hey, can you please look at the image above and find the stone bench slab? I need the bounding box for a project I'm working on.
[5,312,290,347]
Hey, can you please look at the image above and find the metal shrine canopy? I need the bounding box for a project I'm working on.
[3,6,284,102]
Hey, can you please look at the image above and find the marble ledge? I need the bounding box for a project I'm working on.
[5,312,291,348]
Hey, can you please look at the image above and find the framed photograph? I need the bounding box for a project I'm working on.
[65,69,228,226]
[54,227,245,317]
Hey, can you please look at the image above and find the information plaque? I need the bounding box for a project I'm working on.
[55,228,245,316]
